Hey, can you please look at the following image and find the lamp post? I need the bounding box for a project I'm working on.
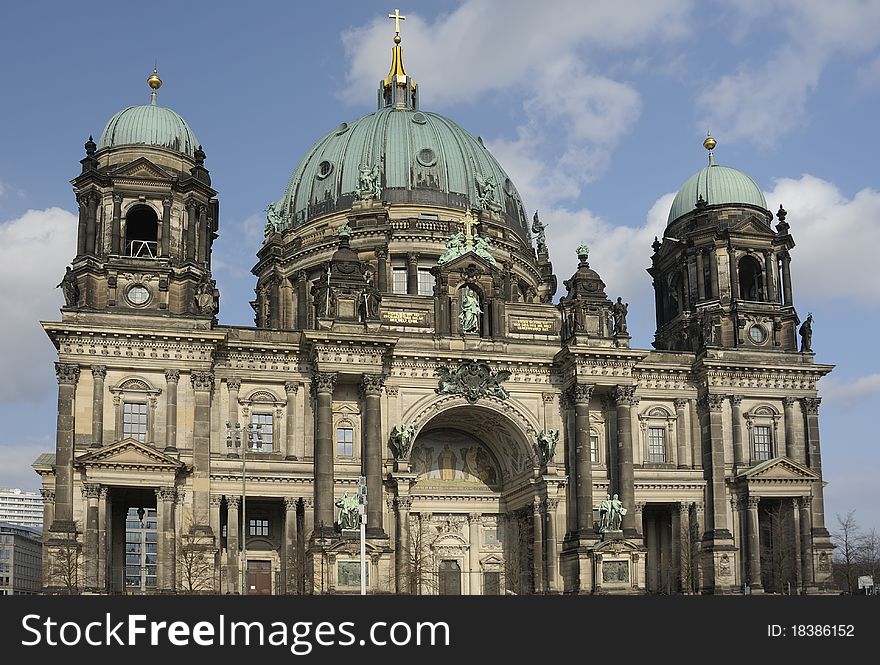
[358,475,367,596]
[226,421,262,594]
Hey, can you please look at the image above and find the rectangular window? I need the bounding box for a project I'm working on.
[647,427,667,463]
[122,402,148,442]
[251,413,274,452]
[337,427,354,457]
[590,434,600,463]
[249,518,269,537]
[753,425,772,461]
[392,268,408,295]
[417,268,434,296]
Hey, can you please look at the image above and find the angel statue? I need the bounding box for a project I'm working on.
[335,491,360,531]
[531,210,548,254]
[389,424,417,460]
[475,174,499,210]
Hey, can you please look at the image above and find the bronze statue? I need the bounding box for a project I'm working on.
[57,267,79,307]
[611,297,629,335]
[799,312,813,352]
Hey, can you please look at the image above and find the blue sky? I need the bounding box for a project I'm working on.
[1,0,878,533]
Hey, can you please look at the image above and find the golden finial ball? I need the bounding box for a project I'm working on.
[394,34,401,44]
[148,69,163,90]
[703,134,716,151]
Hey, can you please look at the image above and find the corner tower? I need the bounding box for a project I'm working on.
[64,70,219,322]
[648,135,800,354]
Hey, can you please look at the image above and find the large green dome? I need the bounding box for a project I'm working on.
[274,106,529,235]
[667,161,767,224]
[97,101,199,158]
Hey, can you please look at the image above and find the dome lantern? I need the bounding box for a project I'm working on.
[379,8,418,110]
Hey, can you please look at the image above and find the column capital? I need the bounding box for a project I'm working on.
[542,392,556,404]
[40,489,55,503]
[174,489,186,504]
[385,384,399,396]
[190,370,215,392]
[406,252,419,264]
[283,496,299,510]
[613,384,639,406]
[55,363,80,385]
[82,483,101,499]
[467,512,483,524]
[209,493,223,505]
[226,495,241,509]
[313,372,337,395]
[747,496,761,509]
[634,501,646,514]
[677,501,691,514]
[545,498,559,512]
[284,381,300,395]
[302,496,315,509]
[375,247,388,260]
[782,396,799,409]
[160,488,180,502]
[797,495,813,509]
[673,398,689,410]
[360,373,386,397]
[164,368,181,383]
[697,394,724,414]
[801,397,821,415]
[396,496,413,512]
[571,382,594,404]
[91,365,107,380]
[226,378,242,392]
[728,394,744,407]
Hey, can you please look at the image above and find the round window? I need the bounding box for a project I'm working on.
[749,325,767,344]
[127,284,150,306]
[417,148,436,167]
[411,112,427,125]
[316,160,334,179]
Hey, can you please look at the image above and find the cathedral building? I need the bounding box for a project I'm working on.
[35,19,834,595]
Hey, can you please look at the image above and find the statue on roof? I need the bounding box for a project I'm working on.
[475,174,501,212]
[264,202,286,237]
[357,163,382,201]
[532,210,548,255]
[799,313,813,353]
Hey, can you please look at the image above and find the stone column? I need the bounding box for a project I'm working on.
[677,502,690,592]
[690,399,702,470]
[791,497,802,588]
[158,488,178,592]
[375,248,388,293]
[82,483,100,589]
[284,382,299,460]
[468,513,481,596]
[226,495,240,594]
[76,194,88,256]
[361,374,386,536]
[674,399,690,468]
[545,499,559,593]
[781,252,793,306]
[148,396,158,445]
[313,373,337,529]
[728,243,740,300]
[763,251,777,302]
[395,496,412,593]
[164,369,180,453]
[531,499,544,593]
[671,500,682,592]
[801,398,828,536]
[746,496,763,591]
[783,397,802,462]
[190,370,214,531]
[97,487,108,592]
[634,502,646,537]
[614,385,639,533]
[709,246,720,299]
[226,378,241,434]
[797,495,814,587]
[209,494,222,548]
[698,395,731,540]
[406,252,419,294]
[729,395,745,467]
[296,271,309,330]
[160,198,171,257]
[696,250,706,301]
[110,194,122,255]
[51,363,80,531]
[284,497,298,594]
[89,366,106,448]
[85,192,98,256]
[303,497,315,544]
[571,383,595,537]
[185,199,197,261]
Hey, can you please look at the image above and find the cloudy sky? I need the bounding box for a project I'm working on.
[1,0,878,533]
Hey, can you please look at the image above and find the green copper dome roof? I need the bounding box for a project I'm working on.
[667,162,767,224]
[274,107,529,235]
[97,101,199,158]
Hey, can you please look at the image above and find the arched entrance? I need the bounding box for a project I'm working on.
[396,401,543,595]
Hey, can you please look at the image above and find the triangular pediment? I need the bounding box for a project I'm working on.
[110,157,174,181]
[732,215,775,236]
[737,456,819,483]
[438,251,498,274]
[75,438,186,471]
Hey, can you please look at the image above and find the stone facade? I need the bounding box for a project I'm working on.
[35,51,834,596]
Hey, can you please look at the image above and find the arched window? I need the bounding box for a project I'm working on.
[125,205,159,258]
[738,255,765,301]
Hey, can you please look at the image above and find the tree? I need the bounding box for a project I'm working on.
[45,522,82,594]
[761,502,797,593]
[176,526,218,593]
[859,529,880,586]
[503,508,533,595]
[404,515,439,594]
[833,511,863,594]
[679,506,701,594]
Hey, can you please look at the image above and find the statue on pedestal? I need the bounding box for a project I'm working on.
[611,297,629,335]
[799,312,813,352]
[335,491,360,531]
[459,288,482,334]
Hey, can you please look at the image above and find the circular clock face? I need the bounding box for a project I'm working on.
[749,325,767,344]
[127,284,150,306]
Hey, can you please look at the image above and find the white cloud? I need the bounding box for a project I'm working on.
[821,373,880,402]
[0,208,77,402]
[698,0,880,145]
[857,54,880,89]
[763,175,880,304]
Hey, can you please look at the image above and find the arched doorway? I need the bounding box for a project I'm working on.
[400,402,541,595]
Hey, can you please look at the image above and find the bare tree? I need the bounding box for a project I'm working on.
[503,509,533,595]
[404,515,439,594]
[833,511,863,594]
[176,526,218,594]
[45,522,82,594]
[859,529,880,585]
[761,502,797,593]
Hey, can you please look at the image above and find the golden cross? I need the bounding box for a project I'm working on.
[460,210,479,243]
[388,8,406,34]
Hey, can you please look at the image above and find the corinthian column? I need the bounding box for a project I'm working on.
[802,398,828,537]
[361,374,386,537]
[284,382,299,460]
[572,383,595,537]
[164,370,180,453]
[90,366,106,448]
[190,370,214,532]
[614,385,639,533]
[313,372,337,529]
[51,363,80,532]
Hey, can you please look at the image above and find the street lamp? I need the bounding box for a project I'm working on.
[226,421,262,595]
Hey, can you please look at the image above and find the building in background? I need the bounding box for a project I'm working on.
[0,488,44,530]
[0,522,43,595]
[34,15,834,595]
